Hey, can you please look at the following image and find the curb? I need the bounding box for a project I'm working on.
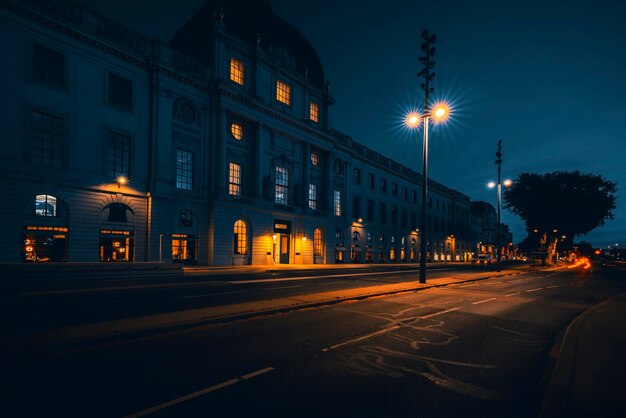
[540,293,626,417]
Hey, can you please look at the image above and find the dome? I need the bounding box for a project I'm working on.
[171,0,325,90]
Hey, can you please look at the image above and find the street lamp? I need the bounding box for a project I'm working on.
[487,140,512,272]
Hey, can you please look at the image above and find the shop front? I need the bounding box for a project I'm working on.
[99,229,134,262]
[172,233,197,264]
[22,225,68,262]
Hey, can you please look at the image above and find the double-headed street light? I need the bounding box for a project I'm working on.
[487,140,512,272]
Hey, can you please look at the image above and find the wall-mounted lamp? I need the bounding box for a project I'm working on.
[117,176,127,188]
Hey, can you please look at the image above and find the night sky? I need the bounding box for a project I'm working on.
[79,0,626,248]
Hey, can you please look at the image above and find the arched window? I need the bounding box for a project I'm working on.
[233,220,247,255]
[314,228,323,256]
[35,195,57,217]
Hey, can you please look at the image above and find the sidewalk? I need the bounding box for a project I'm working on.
[542,293,626,417]
[3,267,523,359]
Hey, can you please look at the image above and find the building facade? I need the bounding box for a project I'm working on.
[0,0,509,265]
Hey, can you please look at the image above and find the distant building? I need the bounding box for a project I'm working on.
[0,0,509,265]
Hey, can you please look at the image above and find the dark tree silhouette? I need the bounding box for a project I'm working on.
[504,171,617,263]
[504,171,617,236]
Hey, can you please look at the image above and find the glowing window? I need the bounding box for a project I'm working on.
[233,220,247,255]
[230,57,245,85]
[333,190,341,217]
[231,122,244,140]
[314,228,323,256]
[308,184,317,210]
[229,162,241,197]
[35,195,56,217]
[309,101,319,123]
[276,80,291,105]
[275,166,289,205]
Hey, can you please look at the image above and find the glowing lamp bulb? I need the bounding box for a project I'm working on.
[406,113,421,127]
[434,107,446,118]
[503,179,513,187]
[487,181,496,189]
[117,176,127,186]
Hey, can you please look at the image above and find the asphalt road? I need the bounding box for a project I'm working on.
[2,264,496,333]
[2,264,625,417]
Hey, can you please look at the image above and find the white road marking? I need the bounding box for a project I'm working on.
[124,367,274,417]
[264,284,304,291]
[420,306,461,319]
[321,326,401,352]
[317,281,347,286]
[226,267,454,285]
[546,285,559,289]
[179,290,242,299]
[505,292,521,297]
[473,298,496,305]
[527,287,544,292]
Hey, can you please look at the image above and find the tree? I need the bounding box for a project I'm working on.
[504,171,617,263]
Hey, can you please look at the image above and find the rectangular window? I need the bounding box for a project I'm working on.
[230,57,245,85]
[308,183,317,210]
[367,199,374,221]
[392,182,398,196]
[392,206,398,225]
[333,190,341,216]
[380,203,387,224]
[276,80,291,105]
[353,168,361,185]
[402,186,407,200]
[31,110,63,168]
[411,190,417,203]
[401,208,407,227]
[381,178,387,193]
[229,162,242,196]
[367,173,374,189]
[275,166,289,205]
[108,73,133,111]
[32,43,65,87]
[106,131,131,178]
[309,101,320,123]
[353,197,361,219]
[176,149,193,190]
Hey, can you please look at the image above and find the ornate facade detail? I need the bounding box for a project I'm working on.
[172,131,200,147]
[171,52,206,79]
[97,18,147,55]
[173,98,199,126]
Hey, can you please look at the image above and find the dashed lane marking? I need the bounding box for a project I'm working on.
[124,367,275,417]
[505,292,521,297]
[546,285,559,289]
[527,287,544,292]
[321,326,401,352]
[420,306,461,319]
[473,298,496,305]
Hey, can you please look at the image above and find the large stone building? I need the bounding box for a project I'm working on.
[0,0,508,265]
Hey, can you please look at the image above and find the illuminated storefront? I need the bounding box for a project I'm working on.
[22,226,68,262]
[172,233,197,264]
[99,230,134,262]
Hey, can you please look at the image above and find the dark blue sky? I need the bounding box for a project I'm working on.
[80,0,626,248]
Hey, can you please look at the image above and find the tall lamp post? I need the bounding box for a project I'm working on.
[487,140,512,272]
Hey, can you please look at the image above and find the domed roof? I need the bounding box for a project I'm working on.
[171,0,325,90]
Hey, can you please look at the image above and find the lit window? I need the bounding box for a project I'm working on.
[106,131,131,178]
[275,166,289,205]
[231,122,244,140]
[31,110,63,168]
[314,228,323,256]
[176,149,193,190]
[230,57,245,85]
[233,220,247,255]
[310,152,319,166]
[333,190,341,217]
[229,162,242,196]
[308,184,317,210]
[35,195,57,216]
[309,102,319,123]
[276,80,291,105]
